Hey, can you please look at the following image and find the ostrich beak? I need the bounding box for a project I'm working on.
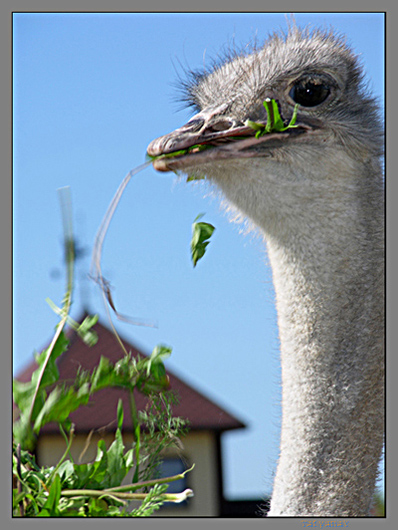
[147,105,317,173]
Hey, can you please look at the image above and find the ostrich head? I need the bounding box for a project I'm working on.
[147,26,384,517]
[148,27,383,234]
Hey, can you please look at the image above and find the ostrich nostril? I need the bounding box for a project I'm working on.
[206,119,235,132]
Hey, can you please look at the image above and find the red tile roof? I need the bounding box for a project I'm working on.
[15,316,246,434]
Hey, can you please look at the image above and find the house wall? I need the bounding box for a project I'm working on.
[157,430,220,517]
[36,429,220,517]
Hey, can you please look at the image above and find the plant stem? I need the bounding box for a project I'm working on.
[264,97,274,132]
[60,488,194,503]
[28,188,75,427]
[47,424,75,483]
[15,444,25,516]
[129,389,141,483]
[106,464,195,493]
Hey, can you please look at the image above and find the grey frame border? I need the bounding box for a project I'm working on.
[4,2,394,530]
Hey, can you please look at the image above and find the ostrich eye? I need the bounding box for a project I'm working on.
[289,77,331,107]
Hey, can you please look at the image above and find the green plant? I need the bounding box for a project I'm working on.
[13,188,193,517]
[190,214,216,267]
[13,395,193,517]
[245,98,299,138]
[147,98,300,167]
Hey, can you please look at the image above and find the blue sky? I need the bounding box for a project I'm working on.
[13,12,385,499]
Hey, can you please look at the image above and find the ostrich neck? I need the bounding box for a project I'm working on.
[209,152,384,516]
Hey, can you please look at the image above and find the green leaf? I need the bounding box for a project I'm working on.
[193,213,205,223]
[71,462,92,488]
[137,345,172,393]
[187,173,205,182]
[149,344,172,365]
[13,331,69,423]
[246,98,300,138]
[16,330,70,441]
[125,447,135,470]
[149,361,167,382]
[104,429,129,487]
[13,380,38,417]
[190,216,215,267]
[32,384,90,433]
[147,142,212,163]
[90,356,115,391]
[245,119,264,131]
[57,460,75,485]
[32,387,63,432]
[263,98,284,132]
[77,315,99,346]
[23,493,41,515]
[13,406,38,451]
[87,497,110,516]
[287,102,299,128]
[145,345,171,377]
[117,399,124,430]
[34,331,69,388]
[72,439,109,489]
[37,473,61,516]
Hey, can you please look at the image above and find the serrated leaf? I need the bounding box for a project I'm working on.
[13,380,37,413]
[12,411,37,451]
[34,330,69,389]
[15,330,69,421]
[33,387,63,432]
[90,356,113,391]
[14,329,70,442]
[33,384,90,432]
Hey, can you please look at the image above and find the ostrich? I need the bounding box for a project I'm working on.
[147,26,384,517]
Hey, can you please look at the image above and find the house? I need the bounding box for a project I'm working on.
[15,316,267,517]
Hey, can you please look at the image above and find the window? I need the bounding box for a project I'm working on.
[156,457,189,505]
